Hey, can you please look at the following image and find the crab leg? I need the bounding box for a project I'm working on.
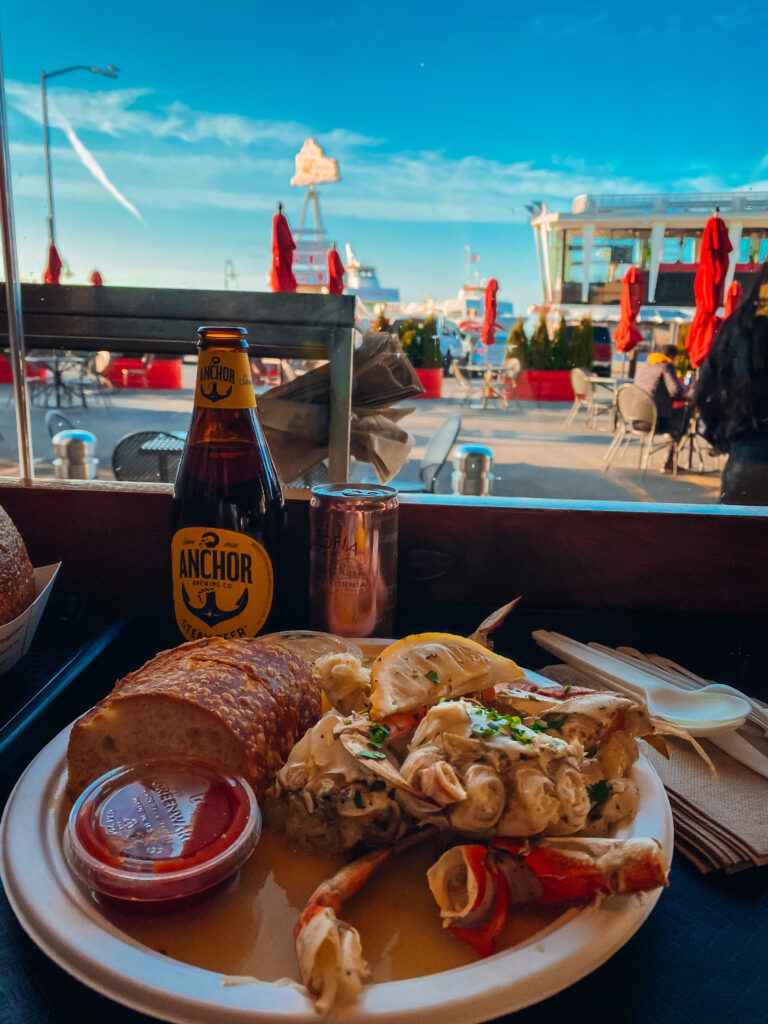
[491,835,669,905]
[428,835,668,959]
[294,829,435,1013]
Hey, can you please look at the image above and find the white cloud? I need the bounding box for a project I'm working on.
[7,77,761,230]
[5,81,383,151]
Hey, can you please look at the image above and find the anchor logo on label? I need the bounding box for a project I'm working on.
[200,380,233,403]
[182,585,248,627]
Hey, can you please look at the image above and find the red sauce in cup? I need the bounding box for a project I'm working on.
[65,760,260,903]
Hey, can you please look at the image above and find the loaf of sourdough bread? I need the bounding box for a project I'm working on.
[0,505,35,626]
[66,636,321,800]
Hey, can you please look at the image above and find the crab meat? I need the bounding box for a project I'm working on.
[314,652,371,715]
[399,700,591,838]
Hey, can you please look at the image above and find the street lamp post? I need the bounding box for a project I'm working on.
[40,64,119,248]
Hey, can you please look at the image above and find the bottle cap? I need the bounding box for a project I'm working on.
[197,326,248,345]
[64,759,260,903]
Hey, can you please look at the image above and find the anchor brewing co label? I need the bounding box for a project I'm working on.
[194,350,256,410]
[172,527,273,641]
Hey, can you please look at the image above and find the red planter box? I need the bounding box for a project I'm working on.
[0,356,48,384]
[515,370,573,402]
[103,358,183,390]
[415,367,443,399]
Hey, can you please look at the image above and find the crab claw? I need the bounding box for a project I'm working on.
[468,598,521,650]
[294,829,437,1012]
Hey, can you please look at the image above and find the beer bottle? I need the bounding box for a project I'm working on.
[171,326,284,641]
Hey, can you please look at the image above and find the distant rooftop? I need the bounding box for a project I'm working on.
[570,192,768,215]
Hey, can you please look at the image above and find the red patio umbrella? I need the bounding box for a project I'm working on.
[480,278,499,346]
[269,203,297,293]
[43,243,62,284]
[613,265,644,352]
[89,270,104,286]
[724,279,743,318]
[327,245,345,295]
[686,213,733,368]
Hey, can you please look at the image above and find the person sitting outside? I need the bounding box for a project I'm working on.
[633,344,692,472]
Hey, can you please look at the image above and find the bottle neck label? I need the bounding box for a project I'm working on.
[172,527,273,640]
[194,350,256,409]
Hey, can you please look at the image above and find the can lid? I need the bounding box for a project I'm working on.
[312,483,398,500]
[64,759,260,903]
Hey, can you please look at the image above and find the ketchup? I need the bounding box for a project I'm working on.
[65,760,260,903]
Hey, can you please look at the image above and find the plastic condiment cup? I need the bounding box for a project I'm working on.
[64,759,260,903]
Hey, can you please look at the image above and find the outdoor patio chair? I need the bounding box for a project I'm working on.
[396,413,462,493]
[73,351,114,406]
[112,430,184,483]
[121,354,154,388]
[498,357,522,410]
[564,368,613,430]
[602,384,675,477]
[451,361,483,407]
[45,409,74,439]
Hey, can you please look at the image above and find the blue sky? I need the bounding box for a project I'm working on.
[2,0,768,314]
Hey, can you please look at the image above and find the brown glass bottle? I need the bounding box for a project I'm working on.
[171,326,285,641]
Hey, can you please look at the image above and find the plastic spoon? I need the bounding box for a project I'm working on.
[532,630,750,734]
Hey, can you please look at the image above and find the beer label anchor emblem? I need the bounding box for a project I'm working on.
[194,351,256,409]
[172,527,273,640]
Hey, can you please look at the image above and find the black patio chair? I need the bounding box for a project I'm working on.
[112,430,184,483]
[45,409,75,439]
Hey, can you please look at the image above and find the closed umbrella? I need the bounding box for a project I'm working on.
[686,213,733,368]
[613,265,644,352]
[328,245,345,295]
[724,280,743,318]
[269,203,297,293]
[480,278,499,347]
[43,243,62,284]
[89,270,104,286]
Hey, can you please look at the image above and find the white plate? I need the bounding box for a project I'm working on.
[0,677,673,1024]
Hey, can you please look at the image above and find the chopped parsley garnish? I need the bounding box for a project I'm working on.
[587,780,613,803]
[368,724,391,746]
[562,684,571,693]
[353,789,364,809]
[530,720,547,733]
[425,669,440,685]
[546,713,569,733]
[357,750,387,760]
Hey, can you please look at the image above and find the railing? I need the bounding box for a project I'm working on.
[572,192,768,216]
[0,284,361,482]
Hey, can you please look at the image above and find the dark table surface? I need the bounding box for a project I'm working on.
[1,602,766,1024]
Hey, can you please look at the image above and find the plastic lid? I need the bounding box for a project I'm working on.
[52,429,97,443]
[64,759,260,903]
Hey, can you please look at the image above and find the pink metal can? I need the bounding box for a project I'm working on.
[309,484,398,638]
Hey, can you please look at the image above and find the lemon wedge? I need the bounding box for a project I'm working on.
[369,632,525,719]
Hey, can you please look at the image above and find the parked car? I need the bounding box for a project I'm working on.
[566,324,613,377]
[391,315,466,373]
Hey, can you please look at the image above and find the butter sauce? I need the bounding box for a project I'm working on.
[100,829,561,984]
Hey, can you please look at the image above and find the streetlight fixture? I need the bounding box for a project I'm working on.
[40,64,119,248]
